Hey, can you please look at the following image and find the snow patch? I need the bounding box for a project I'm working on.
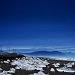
[11,57,49,71]
[52,63,60,67]
[30,71,49,75]
[57,67,75,73]
[50,68,55,72]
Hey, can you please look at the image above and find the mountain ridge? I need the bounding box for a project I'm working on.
[24,51,65,56]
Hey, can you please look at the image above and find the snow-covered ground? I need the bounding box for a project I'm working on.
[52,63,60,67]
[0,56,49,75]
[57,67,75,73]
[0,56,75,75]
[0,67,15,75]
[54,62,75,73]
[50,68,55,72]
[30,71,49,75]
[11,56,49,71]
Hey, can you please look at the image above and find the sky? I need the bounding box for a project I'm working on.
[0,0,75,48]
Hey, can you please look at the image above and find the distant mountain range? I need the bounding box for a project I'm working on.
[1,49,75,58]
[24,51,65,56]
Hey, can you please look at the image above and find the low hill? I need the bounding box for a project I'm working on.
[24,51,65,56]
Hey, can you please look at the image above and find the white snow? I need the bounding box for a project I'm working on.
[50,68,55,72]
[11,57,49,71]
[4,59,10,64]
[15,66,20,69]
[52,63,60,67]
[57,67,75,73]
[66,63,72,67]
[0,56,75,75]
[30,71,49,75]
[0,67,15,75]
[64,62,75,68]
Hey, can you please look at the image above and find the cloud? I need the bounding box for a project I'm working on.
[1,46,75,52]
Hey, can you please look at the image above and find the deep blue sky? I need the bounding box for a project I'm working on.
[0,0,75,47]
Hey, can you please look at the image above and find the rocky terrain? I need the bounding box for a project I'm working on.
[0,53,75,75]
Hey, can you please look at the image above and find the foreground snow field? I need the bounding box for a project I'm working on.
[0,55,75,75]
[11,57,49,71]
